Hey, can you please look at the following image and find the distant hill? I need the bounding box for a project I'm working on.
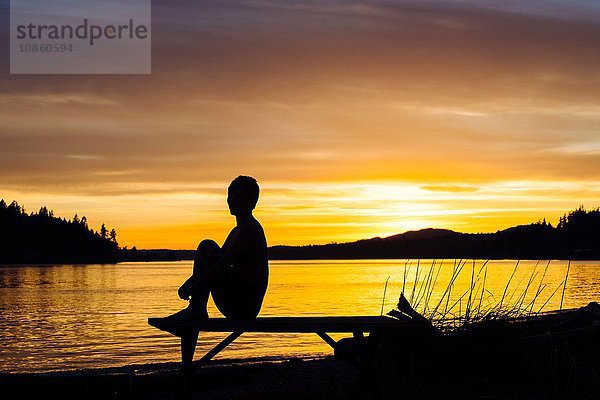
[269,207,600,260]
[124,207,600,261]
[381,228,457,241]
[0,200,119,264]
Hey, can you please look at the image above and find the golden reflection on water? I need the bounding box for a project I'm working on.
[0,260,598,373]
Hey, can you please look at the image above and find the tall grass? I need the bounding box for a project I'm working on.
[393,259,572,332]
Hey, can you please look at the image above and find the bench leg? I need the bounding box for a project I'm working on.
[315,331,337,349]
[198,331,243,363]
[179,330,199,400]
[182,331,199,367]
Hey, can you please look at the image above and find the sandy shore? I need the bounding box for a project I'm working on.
[0,356,358,400]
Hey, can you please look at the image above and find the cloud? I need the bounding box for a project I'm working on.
[422,184,479,193]
[0,1,599,245]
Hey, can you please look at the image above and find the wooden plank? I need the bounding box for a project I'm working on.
[148,316,420,333]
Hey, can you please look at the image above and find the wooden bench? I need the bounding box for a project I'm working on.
[148,315,422,398]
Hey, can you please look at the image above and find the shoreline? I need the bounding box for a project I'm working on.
[1,355,357,400]
[0,354,328,376]
[2,257,600,267]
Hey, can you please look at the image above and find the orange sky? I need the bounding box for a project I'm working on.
[1,1,599,248]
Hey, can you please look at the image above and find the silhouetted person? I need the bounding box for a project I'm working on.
[166,175,269,328]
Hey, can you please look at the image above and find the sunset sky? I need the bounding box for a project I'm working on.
[1,0,599,249]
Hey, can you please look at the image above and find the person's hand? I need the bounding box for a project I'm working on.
[178,282,192,300]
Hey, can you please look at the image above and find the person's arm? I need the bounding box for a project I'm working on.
[178,274,196,300]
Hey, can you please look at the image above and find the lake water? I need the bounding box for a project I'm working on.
[1,260,599,373]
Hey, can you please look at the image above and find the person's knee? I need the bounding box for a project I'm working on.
[196,239,220,257]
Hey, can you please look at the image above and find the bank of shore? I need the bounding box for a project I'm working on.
[0,356,357,400]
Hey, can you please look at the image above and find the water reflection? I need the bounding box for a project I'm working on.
[0,260,598,373]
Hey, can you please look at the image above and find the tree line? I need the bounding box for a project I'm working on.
[0,199,120,264]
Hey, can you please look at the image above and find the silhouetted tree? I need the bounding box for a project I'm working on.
[109,228,117,244]
[100,223,107,239]
[8,200,21,215]
[0,200,121,263]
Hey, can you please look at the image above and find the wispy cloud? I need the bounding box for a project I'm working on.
[1,0,599,246]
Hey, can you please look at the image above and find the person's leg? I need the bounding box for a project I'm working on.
[172,240,220,399]
[164,239,220,335]
[188,239,221,316]
[212,278,263,321]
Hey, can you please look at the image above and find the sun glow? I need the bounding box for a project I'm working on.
[4,179,598,249]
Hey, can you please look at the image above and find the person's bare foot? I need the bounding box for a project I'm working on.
[163,304,208,336]
[165,305,208,321]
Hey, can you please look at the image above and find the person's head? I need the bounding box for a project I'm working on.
[227,175,259,216]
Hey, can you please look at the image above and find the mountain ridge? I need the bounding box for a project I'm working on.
[268,208,600,260]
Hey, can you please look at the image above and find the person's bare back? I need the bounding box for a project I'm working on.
[212,216,268,319]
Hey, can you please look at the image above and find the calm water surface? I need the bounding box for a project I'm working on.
[1,260,599,373]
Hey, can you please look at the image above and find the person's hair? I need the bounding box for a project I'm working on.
[230,175,260,206]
